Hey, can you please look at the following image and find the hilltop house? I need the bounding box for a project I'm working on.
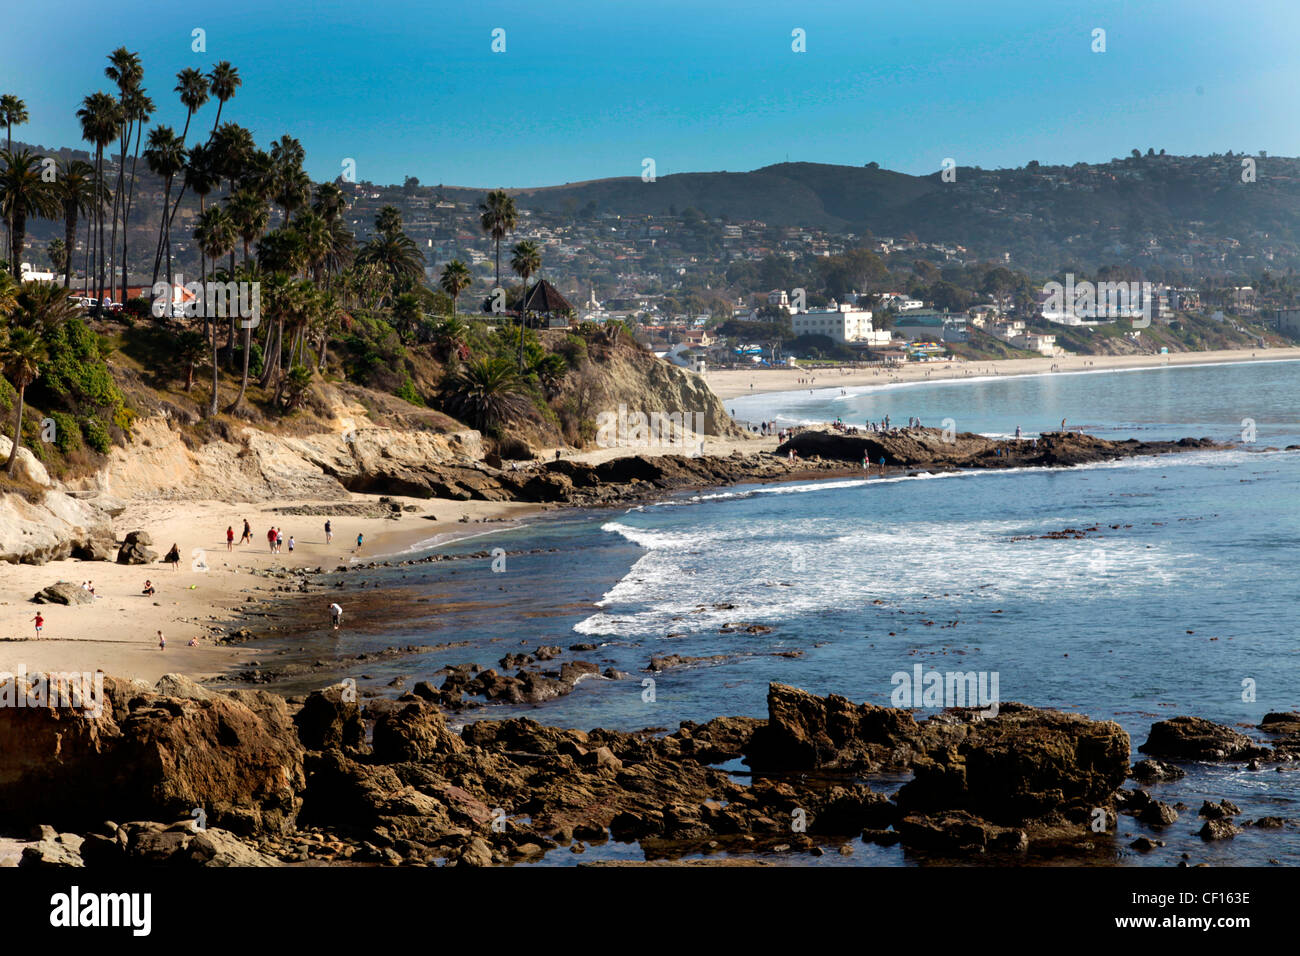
[894,310,968,343]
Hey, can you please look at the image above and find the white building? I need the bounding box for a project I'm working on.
[792,304,892,346]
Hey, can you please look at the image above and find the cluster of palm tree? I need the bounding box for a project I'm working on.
[2,56,581,451]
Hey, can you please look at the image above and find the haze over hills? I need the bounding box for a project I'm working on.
[433,153,1300,273]
[12,139,1300,274]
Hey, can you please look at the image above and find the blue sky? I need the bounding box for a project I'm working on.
[2,0,1296,188]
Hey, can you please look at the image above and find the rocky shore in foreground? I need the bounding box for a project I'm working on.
[3,677,1296,867]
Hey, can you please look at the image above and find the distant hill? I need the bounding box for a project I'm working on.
[443,154,1300,271]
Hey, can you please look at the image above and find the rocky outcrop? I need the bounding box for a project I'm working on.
[0,674,304,835]
[1139,715,1271,762]
[32,581,96,605]
[777,427,1222,469]
[115,530,156,565]
[0,486,117,566]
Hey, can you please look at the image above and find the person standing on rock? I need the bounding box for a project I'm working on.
[329,602,343,629]
[324,520,333,544]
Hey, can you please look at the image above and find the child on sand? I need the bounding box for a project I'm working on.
[142,580,155,596]
[356,533,363,551]
[32,613,44,636]
[226,526,235,551]
[158,630,166,651]
[288,535,295,553]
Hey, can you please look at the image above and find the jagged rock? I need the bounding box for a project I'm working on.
[0,678,304,834]
[32,581,96,605]
[154,673,213,701]
[1131,758,1186,782]
[294,684,365,752]
[19,841,84,868]
[1198,819,1240,841]
[370,702,465,763]
[1139,716,1270,762]
[896,811,1027,853]
[1138,801,1179,826]
[1198,799,1241,820]
[116,531,158,565]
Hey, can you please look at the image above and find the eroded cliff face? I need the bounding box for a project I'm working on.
[0,436,117,565]
[578,346,742,440]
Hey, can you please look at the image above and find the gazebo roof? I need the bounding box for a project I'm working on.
[522,279,575,314]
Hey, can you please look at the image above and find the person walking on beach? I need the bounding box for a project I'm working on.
[165,543,180,569]
[329,602,343,630]
[32,613,44,636]
[158,630,165,651]
[267,527,276,552]
[226,526,235,551]
[355,532,364,552]
[324,520,333,544]
[288,535,295,553]
[276,528,284,553]
[239,519,251,545]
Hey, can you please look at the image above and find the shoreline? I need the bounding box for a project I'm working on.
[703,346,1300,401]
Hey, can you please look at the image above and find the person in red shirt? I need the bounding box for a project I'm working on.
[32,613,44,635]
[226,526,235,551]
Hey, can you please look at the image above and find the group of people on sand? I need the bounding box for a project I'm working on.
[214,518,355,556]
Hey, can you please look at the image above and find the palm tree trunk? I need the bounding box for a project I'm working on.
[227,321,251,411]
[123,120,144,302]
[109,123,128,304]
[63,207,77,290]
[208,255,219,417]
[6,386,25,476]
[151,174,173,286]
[96,150,107,312]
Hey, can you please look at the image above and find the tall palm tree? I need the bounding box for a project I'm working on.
[193,205,236,416]
[153,68,210,281]
[104,48,142,304]
[205,62,241,138]
[47,238,67,276]
[439,259,472,320]
[224,261,263,413]
[0,150,60,272]
[226,188,270,266]
[52,159,99,290]
[255,227,306,388]
[209,123,254,269]
[478,189,516,292]
[77,92,122,312]
[510,239,542,370]
[269,136,309,230]
[0,94,28,269]
[143,127,184,286]
[1,326,45,475]
[119,85,154,297]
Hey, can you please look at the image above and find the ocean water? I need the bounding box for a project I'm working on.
[252,358,1300,866]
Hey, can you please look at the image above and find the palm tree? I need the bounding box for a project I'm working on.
[104,48,142,304]
[209,123,254,269]
[77,92,122,312]
[47,238,67,276]
[510,239,542,370]
[0,94,28,269]
[478,189,517,292]
[226,188,270,266]
[391,291,421,343]
[439,259,472,320]
[193,206,236,416]
[52,159,100,290]
[269,135,307,227]
[174,329,206,391]
[205,62,241,138]
[153,68,210,281]
[0,150,60,270]
[255,227,306,388]
[357,233,423,290]
[224,261,264,413]
[1,326,45,475]
[375,205,402,239]
[431,315,468,363]
[143,127,184,286]
[440,356,529,433]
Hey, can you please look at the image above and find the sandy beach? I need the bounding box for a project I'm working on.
[0,495,544,685]
[703,346,1300,401]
